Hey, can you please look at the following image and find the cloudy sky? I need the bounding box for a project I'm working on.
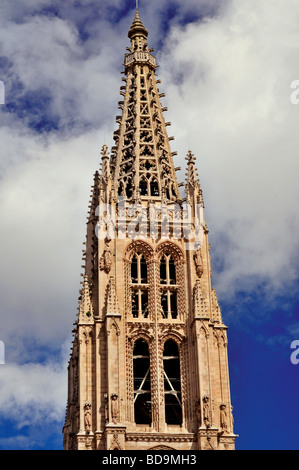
[0,0,298,450]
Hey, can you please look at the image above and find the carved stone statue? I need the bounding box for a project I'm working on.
[100,241,112,274]
[202,396,211,428]
[111,393,119,424]
[194,249,204,278]
[84,403,92,433]
[220,404,228,433]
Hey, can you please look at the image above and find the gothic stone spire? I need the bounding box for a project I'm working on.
[63,9,237,452]
[111,10,181,203]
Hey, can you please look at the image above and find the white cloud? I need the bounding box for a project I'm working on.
[159,0,299,300]
[0,13,123,131]
[0,359,67,428]
[0,126,112,345]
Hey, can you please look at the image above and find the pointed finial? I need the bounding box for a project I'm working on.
[101,144,109,159]
[101,144,110,184]
[128,3,148,40]
[186,149,196,164]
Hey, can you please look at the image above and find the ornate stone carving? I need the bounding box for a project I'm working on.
[111,394,119,424]
[220,404,228,433]
[79,276,94,323]
[193,280,209,319]
[211,288,223,323]
[84,402,92,433]
[203,396,212,428]
[99,241,113,274]
[81,325,93,345]
[194,249,204,278]
[109,432,122,450]
[105,276,120,317]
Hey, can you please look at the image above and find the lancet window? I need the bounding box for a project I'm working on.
[131,253,149,318]
[160,254,178,319]
[139,174,159,197]
[163,340,182,425]
[133,339,152,425]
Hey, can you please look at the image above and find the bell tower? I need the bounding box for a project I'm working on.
[62,9,237,451]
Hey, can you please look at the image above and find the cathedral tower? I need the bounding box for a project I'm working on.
[62,9,237,451]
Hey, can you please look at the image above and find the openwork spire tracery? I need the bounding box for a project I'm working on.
[110,10,181,203]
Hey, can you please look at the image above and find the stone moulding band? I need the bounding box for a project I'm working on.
[125,51,156,67]
[125,433,195,442]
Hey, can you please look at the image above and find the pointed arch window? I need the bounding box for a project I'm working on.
[133,339,152,425]
[163,340,182,425]
[140,177,148,196]
[150,177,159,197]
[131,253,149,319]
[160,254,178,319]
[139,174,160,197]
[118,177,133,199]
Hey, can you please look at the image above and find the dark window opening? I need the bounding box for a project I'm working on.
[140,177,148,196]
[160,257,167,284]
[140,131,152,142]
[169,257,176,284]
[126,179,133,199]
[151,178,159,197]
[144,160,153,171]
[118,182,124,197]
[131,256,138,283]
[133,339,152,425]
[141,291,149,318]
[163,340,182,425]
[132,291,139,318]
[140,255,148,283]
[141,145,154,157]
[170,292,178,319]
[161,294,168,319]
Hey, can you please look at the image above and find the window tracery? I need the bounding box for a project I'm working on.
[130,253,149,319]
[160,254,178,319]
[133,339,152,425]
[163,340,182,425]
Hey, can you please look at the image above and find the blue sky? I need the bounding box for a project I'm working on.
[0,0,299,450]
